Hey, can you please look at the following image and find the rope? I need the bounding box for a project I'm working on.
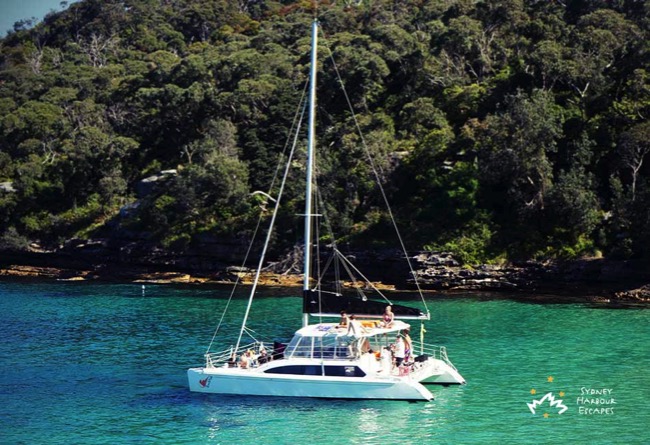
[321,31,430,318]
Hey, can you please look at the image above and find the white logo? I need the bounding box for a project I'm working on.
[527,377,616,418]
[527,376,568,418]
[527,392,568,415]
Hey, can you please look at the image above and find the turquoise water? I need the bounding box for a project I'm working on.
[0,282,648,444]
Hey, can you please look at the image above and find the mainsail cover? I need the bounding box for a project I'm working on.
[303,290,425,319]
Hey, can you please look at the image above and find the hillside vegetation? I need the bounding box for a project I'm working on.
[0,0,649,265]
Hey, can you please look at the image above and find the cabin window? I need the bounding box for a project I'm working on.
[285,334,358,359]
[264,365,366,377]
[284,336,313,358]
[313,335,349,359]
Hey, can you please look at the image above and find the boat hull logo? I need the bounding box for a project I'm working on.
[199,376,212,388]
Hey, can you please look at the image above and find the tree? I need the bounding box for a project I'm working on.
[476,89,564,255]
[618,121,650,202]
[479,89,562,213]
[1,0,649,262]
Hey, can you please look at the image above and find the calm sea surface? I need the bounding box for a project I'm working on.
[0,281,648,444]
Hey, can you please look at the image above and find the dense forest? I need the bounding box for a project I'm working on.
[0,0,648,267]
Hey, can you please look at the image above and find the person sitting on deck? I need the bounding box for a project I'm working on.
[239,353,249,369]
[257,343,271,365]
[337,310,350,328]
[258,347,269,364]
[240,350,255,369]
[381,305,394,328]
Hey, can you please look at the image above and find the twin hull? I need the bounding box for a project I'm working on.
[187,357,465,401]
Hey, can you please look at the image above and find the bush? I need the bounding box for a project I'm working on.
[0,227,30,251]
[425,221,494,265]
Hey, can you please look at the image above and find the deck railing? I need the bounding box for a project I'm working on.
[205,341,262,368]
[411,341,459,371]
[205,339,458,371]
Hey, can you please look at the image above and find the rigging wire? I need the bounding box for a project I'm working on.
[234,98,307,353]
[333,248,392,304]
[204,203,263,355]
[315,187,342,295]
[320,30,430,318]
[204,82,310,355]
[314,184,323,325]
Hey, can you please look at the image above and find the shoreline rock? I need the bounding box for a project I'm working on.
[614,284,650,302]
[0,247,648,306]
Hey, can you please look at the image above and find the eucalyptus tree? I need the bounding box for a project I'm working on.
[476,89,563,253]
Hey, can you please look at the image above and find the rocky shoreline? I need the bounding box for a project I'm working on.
[1,248,648,307]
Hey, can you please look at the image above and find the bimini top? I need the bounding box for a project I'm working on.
[303,290,428,320]
[296,320,411,339]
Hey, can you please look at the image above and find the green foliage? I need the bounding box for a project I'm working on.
[426,219,495,266]
[0,227,29,251]
[549,234,599,261]
[0,0,648,263]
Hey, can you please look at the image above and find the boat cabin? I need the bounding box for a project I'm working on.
[283,319,411,360]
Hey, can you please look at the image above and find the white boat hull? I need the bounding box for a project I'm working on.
[188,366,434,401]
[187,323,465,400]
[412,358,466,385]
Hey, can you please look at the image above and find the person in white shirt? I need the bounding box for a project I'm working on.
[346,315,367,357]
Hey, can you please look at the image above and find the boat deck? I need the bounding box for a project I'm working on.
[296,319,411,338]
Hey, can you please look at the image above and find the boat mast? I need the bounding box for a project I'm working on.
[303,18,318,328]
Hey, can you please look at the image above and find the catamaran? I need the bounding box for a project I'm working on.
[187,19,465,401]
